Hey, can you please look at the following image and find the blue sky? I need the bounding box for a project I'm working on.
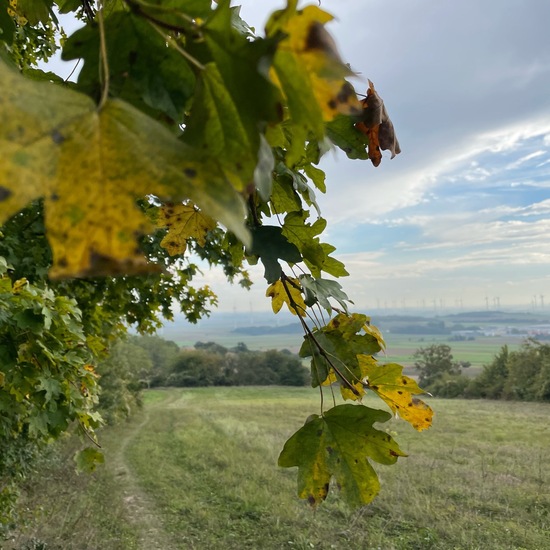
[49,1,550,313]
[226,0,550,313]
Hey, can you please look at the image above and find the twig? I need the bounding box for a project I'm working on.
[280,273,361,398]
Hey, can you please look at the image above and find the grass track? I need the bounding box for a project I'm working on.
[8,387,550,550]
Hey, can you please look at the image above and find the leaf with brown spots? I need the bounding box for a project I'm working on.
[278,404,406,508]
[0,59,249,278]
[355,80,401,167]
[155,203,217,256]
[359,359,433,431]
[266,0,361,164]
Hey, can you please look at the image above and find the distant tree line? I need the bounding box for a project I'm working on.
[414,340,550,401]
[95,337,308,422]
[150,341,308,388]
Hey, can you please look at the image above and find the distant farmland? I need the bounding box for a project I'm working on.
[160,310,544,372]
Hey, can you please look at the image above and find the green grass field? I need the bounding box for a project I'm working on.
[381,335,522,375]
[9,387,550,550]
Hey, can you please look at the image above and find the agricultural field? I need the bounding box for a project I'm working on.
[161,310,531,377]
[8,387,550,550]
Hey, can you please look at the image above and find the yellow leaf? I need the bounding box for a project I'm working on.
[12,278,28,294]
[267,2,361,121]
[156,203,217,256]
[358,358,433,431]
[266,278,306,317]
[363,320,386,352]
[0,59,249,279]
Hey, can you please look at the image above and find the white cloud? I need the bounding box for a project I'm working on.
[505,151,546,170]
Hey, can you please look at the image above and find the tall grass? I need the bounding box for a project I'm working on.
[8,387,550,550]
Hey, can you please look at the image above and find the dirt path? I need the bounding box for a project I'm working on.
[108,395,178,550]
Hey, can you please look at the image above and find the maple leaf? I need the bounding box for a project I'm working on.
[355,80,401,167]
[300,313,382,398]
[282,211,348,278]
[278,404,407,508]
[249,225,302,284]
[155,203,217,256]
[266,0,361,164]
[266,277,306,317]
[74,447,105,474]
[299,274,351,314]
[359,358,433,431]
[0,59,249,278]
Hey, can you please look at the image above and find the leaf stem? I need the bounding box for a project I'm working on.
[148,21,205,71]
[280,273,360,397]
[97,3,110,109]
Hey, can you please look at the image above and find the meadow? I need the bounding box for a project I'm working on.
[8,387,550,550]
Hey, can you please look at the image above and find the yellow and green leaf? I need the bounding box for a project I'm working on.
[155,203,217,256]
[278,404,407,508]
[359,358,434,431]
[266,277,306,317]
[0,59,248,278]
[266,0,361,164]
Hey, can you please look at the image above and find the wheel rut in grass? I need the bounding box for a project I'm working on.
[110,393,179,550]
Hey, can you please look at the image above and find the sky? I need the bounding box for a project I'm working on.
[52,1,550,314]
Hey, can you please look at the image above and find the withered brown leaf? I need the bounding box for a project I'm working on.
[355,80,401,167]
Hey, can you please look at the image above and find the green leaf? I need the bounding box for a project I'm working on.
[282,211,347,278]
[303,163,326,193]
[271,170,302,215]
[299,274,351,314]
[254,134,275,201]
[183,63,255,190]
[202,0,283,133]
[37,376,61,401]
[62,12,196,120]
[326,115,370,160]
[0,2,16,45]
[13,309,44,332]
[56,0,82,15]
[28,412,49,437]
[16,0,53,26]
[134,0,213,22]
[75,447,105,474]
[278,404,406,507]
[249,226,302,284]
[300,313,382,392]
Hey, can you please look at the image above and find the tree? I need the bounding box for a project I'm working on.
[466,345,509,399]
[466,340,550,402]
[0,0,427,511]
[413,344,469,388]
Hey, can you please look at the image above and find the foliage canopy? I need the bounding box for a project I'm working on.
[0,0,426,510]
